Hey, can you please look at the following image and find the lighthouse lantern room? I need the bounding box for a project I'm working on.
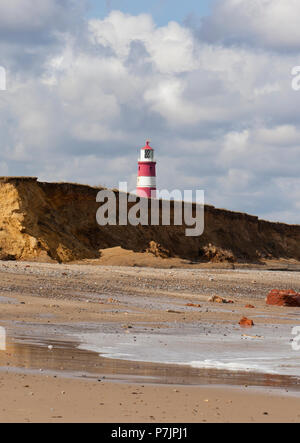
[137,140,157,198]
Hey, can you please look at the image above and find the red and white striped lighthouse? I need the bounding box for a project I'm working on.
[137,140,157,198]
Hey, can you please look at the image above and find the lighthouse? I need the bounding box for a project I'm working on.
[137,140,157,198]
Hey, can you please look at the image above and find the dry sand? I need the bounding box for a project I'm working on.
[0,260,300,423]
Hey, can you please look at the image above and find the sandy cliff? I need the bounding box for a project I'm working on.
[0,177,299,264]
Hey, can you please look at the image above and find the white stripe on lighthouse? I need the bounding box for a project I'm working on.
[137,176,157,187]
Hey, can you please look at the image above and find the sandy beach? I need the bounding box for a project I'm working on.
[0,259,300,423]
[2,372,300,423]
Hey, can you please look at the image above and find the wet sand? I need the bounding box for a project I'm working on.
[2,370,300,423]
[0,260,300,422]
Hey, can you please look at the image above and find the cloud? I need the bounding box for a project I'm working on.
[198,0,300,52]
[0,3,300,224]
[0,0,88,76]
[0,0,86,34]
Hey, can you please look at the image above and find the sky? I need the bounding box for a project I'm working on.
[87,0,212,25]
[0,0,300,224]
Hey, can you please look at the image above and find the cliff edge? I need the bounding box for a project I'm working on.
[0,177,299,264]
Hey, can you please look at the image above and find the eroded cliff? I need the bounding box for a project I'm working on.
[0,177,299,264]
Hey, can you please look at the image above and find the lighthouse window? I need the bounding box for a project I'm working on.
[145,149,152,159]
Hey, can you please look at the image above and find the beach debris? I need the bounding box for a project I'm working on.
[239,317,254,327]
[107,298,120,304]
[208,295,234,304]
[166,309,181,314]
[48,345,53,350]
[242,334,264,339]
[266,289,300,307]
[186,303,202,308]
[145,241,170,258]
[245,304,255,309]
[199,244,236,263]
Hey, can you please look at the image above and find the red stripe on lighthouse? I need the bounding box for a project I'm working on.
[138,162,156,177]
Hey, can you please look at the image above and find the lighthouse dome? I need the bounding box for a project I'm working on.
[139,140,155,162]
[142,140,153,150]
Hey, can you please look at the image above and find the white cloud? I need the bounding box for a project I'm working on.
[199,0,300,51]
[89,11,154,59]
[90,11,198,73]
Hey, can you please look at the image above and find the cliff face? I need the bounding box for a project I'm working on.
[0,177,299,263]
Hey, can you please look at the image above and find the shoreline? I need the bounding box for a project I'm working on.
[2,334,300,391]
